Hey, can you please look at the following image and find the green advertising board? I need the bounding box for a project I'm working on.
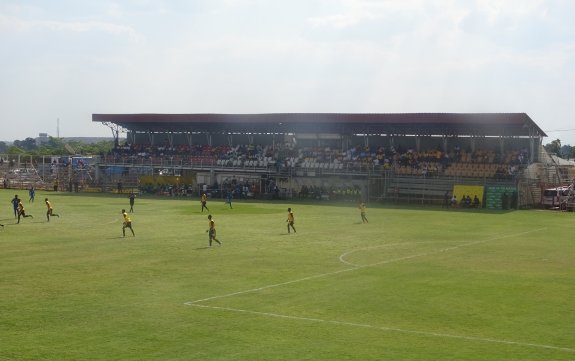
[485,185,517,210]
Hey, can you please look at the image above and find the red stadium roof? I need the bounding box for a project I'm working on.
[92,113,546,137]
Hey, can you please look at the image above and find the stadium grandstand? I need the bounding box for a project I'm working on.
[2,113,574,210]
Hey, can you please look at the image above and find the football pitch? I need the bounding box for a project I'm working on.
[1,189,574,360]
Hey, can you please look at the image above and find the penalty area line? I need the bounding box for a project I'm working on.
[186,304,574,353]
[340,227,547,267]
[187,228,546,304]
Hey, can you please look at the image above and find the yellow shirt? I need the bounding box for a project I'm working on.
[46,200,52,210]
[209,218,215,230]
[201,194,208,202]
[123,212,131,223]
[287,211,294,222]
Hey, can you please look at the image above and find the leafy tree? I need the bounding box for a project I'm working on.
[559,145,572,159]
[7,145,26,155]
[544,139,561,156]
[13,137,38,151]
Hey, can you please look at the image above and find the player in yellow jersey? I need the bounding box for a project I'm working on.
[358,202,368,223]
[122,209,135,237]
[17,199,33,223]
[206,214,221,246]
[201,193,210,213]
[45,198,60,222]
[286,207,296,234]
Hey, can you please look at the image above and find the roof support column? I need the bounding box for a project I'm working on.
[186,133,193,147]
[227,134,233,147]
[167,133,174,148]
[206,133,212,147]
[415,136,421,152]
[529,137,536,163]
[470,137,476,153]
[499,137,505,155]
[442,136,448,153]
[148,132,154,146]
[528,126,537,163]
[128,131,136,145]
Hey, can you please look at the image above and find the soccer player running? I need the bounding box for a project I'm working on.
[45,198,60,222]
[17,199,33,223]
[201,193,210,213]
[286,207,296,234]
[358,202,368,223]
[11,194,19,218]
[121,209,135,237]
[206,214,221,246]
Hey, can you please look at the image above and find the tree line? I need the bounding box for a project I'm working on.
[0,137,114,156]
[543,139,575,159]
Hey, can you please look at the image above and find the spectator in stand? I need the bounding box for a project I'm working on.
[473,195,480,208]
[450,194,457,208]
[443,191,450,208]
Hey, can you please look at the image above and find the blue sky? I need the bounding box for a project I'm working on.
[1,0,574,145]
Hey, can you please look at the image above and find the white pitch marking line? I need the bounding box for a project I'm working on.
[185,228,564,352]
[187,267,358,304]
[339,241,430,267]
[341,228,547,268]
[186,303,574,353]
[187,228,546,304]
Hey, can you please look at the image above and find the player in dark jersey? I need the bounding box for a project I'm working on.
[128,192,136,213]
[11,195,19,218]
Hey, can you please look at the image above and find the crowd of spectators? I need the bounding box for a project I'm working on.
[108,142,530,178]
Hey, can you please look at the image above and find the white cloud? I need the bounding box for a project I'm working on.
[0,14,144,42]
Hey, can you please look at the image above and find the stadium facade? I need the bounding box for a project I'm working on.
[87,112,569,209]
[2,113,574,210]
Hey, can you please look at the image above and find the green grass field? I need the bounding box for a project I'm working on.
[1,189,574,360]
